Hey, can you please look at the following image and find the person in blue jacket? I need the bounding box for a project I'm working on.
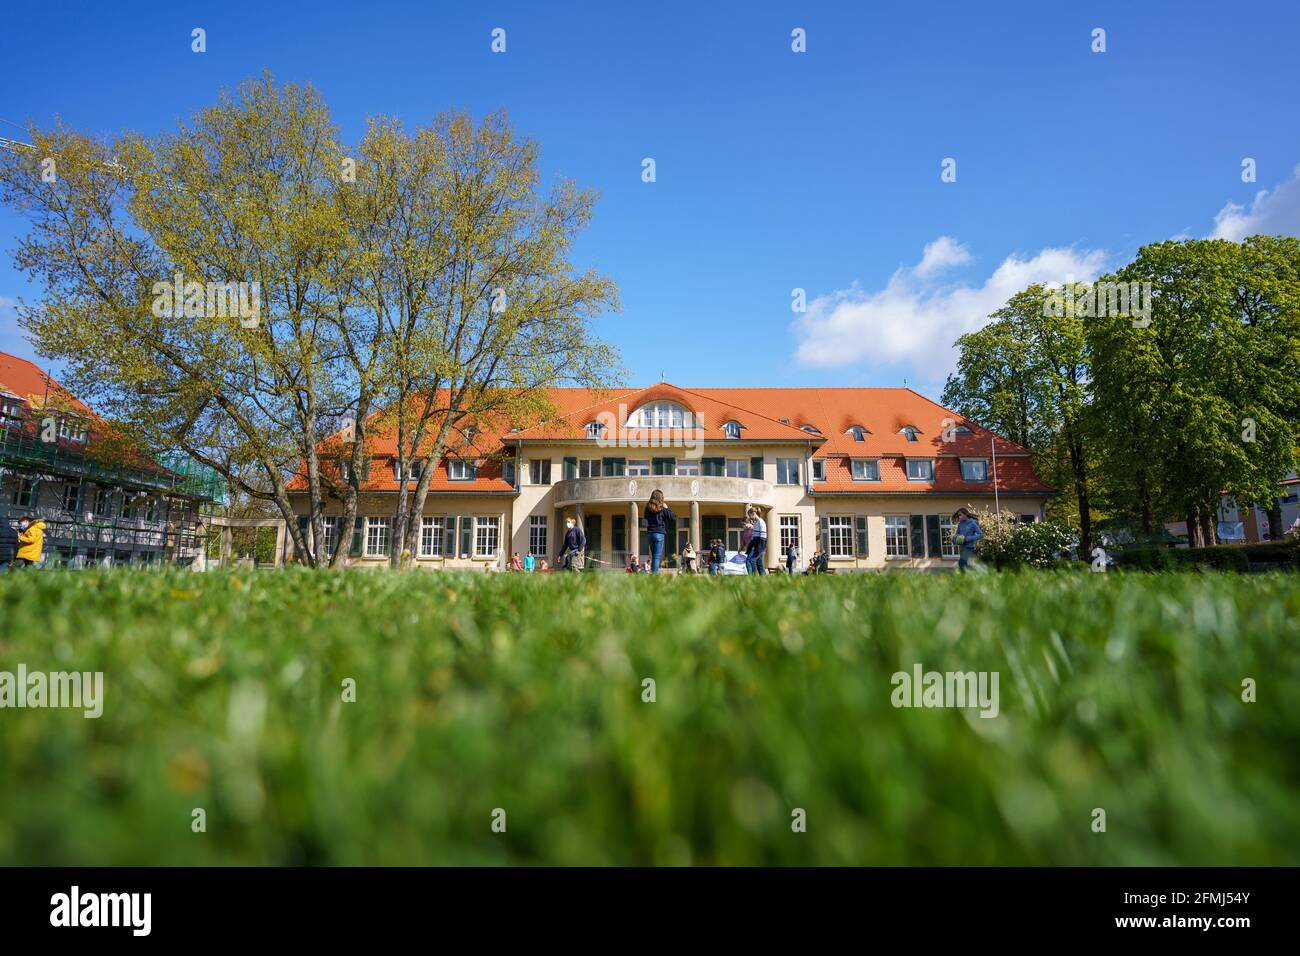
[953,507,984,571]
[643,489,676,574]
[560,516,586,571]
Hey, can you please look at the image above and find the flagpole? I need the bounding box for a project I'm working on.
[991,437,1000,514]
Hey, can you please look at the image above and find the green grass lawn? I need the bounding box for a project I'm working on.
[1,568,1297,865]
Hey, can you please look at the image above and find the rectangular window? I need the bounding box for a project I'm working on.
[420,516,445,557]
[448,459,476,481]
[503,460,516,486]
[675,460,699,477]
[94,486,114,517]
[475,516,500,558]
[322,516,339,558]
[701,457,725,477]
[528,515,548,557]
[578,459,601,479]
[828,516,853,557]
[365,517,391,557]
[885,516,910,557]
[910,515,926,557]
[906,459,934,481]
[529,459,551,484]
[750,456,765,481]
[725,459,750,479]
[63,483,81,512]
[653,457,675,476]
[11,476,33,508]
[776,459,801,485]
[939,516,959,558]
[812,459,825,481]
[780,515,800,555]
[563,456,578,480]
[392,459,423,483]
[851,459,880,481]
[602,458,625,477]
[960,459,989,482]
[627,460,650,477]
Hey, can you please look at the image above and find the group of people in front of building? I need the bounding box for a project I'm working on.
[509,491,986,576]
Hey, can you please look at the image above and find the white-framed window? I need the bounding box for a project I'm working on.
[528,459,551,484]
[851,458,880,481]
[939,515,959,558]
[11,476,33,507]
[93,486,114,517]
[62,482,80,512]
[906,459,934,481]
[627,459,650,477]
[339,460,351,482]
[448,458,476,481]
[365,517,391,557]
[585,421,605,439]
[419,516,445,557]
[528,515,548,557]
[475,516,500,558]
[780,515,800,555]
[828,516,854,557]
[885,516,910,557]
[578,459,601,479]
[322,516,339,557]
[723,420,742,439]
[628,401,693,429]
[960,458,989,482]
[847,425,867,442]
[811,459,825,481]
[776,458,801,485]
[900,426,920,442]
[675,461,700,477]
[725,459,749,478]
[392,459,423,483]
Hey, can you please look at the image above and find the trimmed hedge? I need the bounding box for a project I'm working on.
[1119,540,1300,572]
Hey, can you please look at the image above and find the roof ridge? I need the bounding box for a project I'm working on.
[667,383,818,436]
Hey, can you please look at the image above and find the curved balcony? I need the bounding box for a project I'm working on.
[553,474,775,507]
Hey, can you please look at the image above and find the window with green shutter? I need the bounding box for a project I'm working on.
[926,515,942,558]
[855,515,869,557]
[910,515,926,557]
[653,457,675,476]
[751,456,765,481]
[702,457,725,477]
[563,456,578,480]
[602,457,625,477]
[819,515,830,555]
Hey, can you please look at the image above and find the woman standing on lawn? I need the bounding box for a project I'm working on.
[745,505,769,575]
[643,490,676,574]
[560,516,586,571]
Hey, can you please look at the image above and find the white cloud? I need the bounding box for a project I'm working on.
[1210,164,1300,241]
[913,236,971,278]
[792,244,1107,373]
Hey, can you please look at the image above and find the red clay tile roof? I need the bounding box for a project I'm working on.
[0,352,95,417]
[290,382,1053,496]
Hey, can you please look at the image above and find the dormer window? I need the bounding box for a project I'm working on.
[629,400,694,429]
[800,424,822,435]
[953,425,974,435]
[847,425,867,442]
[463,425,477,442]
[585,421,605,439]
[723,420,742,439]
[900,426,920,442]
[778,418,791,425]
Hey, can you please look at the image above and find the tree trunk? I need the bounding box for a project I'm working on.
[1200,510,1217,548]
[1185,507,1202,548]
[1268,499,1283,541]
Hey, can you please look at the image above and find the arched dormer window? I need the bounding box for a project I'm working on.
[900,425,920,442]
[629,400,694,429]
[847,425,868,442]
[723,420,743,439]
[800,424,822,435]
[585,420,605,439]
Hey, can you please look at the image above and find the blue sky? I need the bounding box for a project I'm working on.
[2,0,1298,399]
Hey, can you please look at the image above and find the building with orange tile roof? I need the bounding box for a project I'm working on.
[287,381,1054,571]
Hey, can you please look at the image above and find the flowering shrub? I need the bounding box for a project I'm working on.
[973,509,1074,568]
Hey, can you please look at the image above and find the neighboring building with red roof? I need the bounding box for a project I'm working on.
[288,381,1054,571]
[0,351,219,567]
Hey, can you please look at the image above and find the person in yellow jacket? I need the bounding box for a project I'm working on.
[12,515,45,569]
